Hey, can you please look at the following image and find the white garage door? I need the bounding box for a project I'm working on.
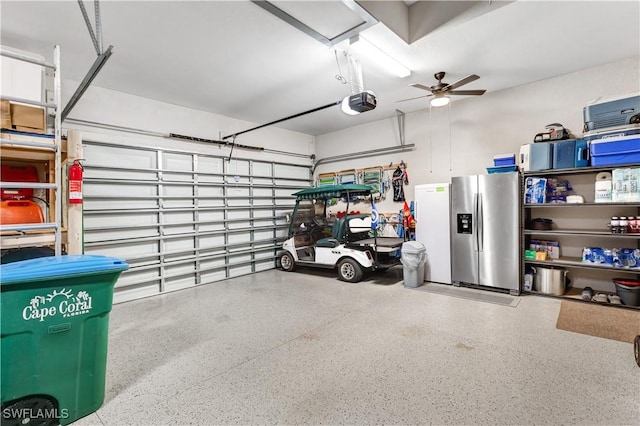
[82,140,311,303]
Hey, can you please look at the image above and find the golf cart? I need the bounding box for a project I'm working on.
[279,184,404,282]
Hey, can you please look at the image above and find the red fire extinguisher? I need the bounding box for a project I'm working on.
[69,160,83,204]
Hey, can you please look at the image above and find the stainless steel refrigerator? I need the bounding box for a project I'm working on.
[450,172,520,295]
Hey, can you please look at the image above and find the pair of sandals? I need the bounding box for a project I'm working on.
[582,287,621,304]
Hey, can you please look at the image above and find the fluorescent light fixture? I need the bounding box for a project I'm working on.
[430,95,450,107]
[349,35,411,78]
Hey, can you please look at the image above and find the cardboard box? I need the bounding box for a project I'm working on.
[9,102,46,133]
[1,100,11,129]
[530,239,560,259]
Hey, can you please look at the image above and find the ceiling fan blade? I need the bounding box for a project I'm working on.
[443,74,480,91]
[410,83,434,92]
[396,94,433,102]
[448,89,487,96]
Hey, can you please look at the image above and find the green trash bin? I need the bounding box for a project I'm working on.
[1,255,128,426]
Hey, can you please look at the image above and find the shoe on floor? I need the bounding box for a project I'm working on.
[581,287,594,301]
[608,294,622,304]
[591,293,608,303]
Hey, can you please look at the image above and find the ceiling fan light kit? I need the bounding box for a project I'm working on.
[399,71,487,107]
[430,95,450,107]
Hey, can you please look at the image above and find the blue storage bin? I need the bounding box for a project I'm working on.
[575,139,589,168]
[590,134,640,166]
[530,142,553,171]
[486,165,518,174]
[493,153,516,167]
[553,140,576,169]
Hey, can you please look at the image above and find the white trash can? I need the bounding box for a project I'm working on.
[401,241,427,288]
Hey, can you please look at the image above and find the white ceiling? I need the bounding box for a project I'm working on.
[1,1,639,137]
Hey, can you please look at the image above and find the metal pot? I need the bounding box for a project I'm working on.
[531,266,569,295]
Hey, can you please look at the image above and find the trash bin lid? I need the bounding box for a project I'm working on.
[401,241,426,254]
[0,255,129,285]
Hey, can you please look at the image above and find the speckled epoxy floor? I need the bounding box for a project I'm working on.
[72,268,640,425]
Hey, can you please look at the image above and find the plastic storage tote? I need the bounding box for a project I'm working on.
[0,164,39,200]
[553,139,576,169]
[530,142,553,171]
[1,255,128,426]
[590,134,640,166]
[574,139,589,168]
[493,153,516,167]
[401,241,427,288]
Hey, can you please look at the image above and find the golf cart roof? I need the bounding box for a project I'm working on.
[293,184,373,200]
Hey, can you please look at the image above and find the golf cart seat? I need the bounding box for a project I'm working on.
[315,218,346,248]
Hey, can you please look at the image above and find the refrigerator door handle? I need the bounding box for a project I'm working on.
[473,193,479,252]
[478,193,484,252]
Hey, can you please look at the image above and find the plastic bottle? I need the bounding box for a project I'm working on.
[610,216,619,234]
[619,216,628,233]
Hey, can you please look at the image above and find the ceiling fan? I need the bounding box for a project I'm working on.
[399,72,487,106]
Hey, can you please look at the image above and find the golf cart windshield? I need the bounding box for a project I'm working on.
[288,184,374,238]
[290,200,317,233]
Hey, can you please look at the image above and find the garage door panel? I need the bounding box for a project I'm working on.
[198,186,224,198]
[227,160,249,175]
[163,211,194,224]
[198,222,225,232]
[86,182,157,198]
[84,144,156,169]
[274,164,308,179]
[115,267,161,288]
[87,199,158,210]
[113,283,162,304]
[200,269,227,284]
[84,212,157,228]
[86,228,159,242]
[228,232,251,244]
[85,168,156,181]
[255,260,275,272]
[199,235,226,249]
[163,236,195,253]
[85,240,159,258]
[162,152,192,171]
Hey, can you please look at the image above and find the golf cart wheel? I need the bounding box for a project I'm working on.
[337,258,363,283]
[1,396,58,426]
[280,252,295,272]
[635,335,640,367]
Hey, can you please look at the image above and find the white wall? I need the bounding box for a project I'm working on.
[314,56,640,215]
[60,79,315,165]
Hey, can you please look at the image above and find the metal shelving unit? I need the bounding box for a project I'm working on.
[0,46,63,255]
[522,164,640,309]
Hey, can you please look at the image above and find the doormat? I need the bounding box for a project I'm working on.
[556,299,640,343]
[412,283,520,307]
